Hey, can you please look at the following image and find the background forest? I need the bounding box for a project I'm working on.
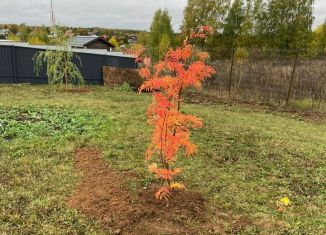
[1,0,325,59]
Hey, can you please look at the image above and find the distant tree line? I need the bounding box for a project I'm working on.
[142,0,324,60]
[1,24,50,45]
[2,0,325,59]
[0,23,144,48]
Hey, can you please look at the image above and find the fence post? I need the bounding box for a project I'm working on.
[11,45,17,84]
[286,52,299,104]
[228,47,235,98]
[102,54,107,85]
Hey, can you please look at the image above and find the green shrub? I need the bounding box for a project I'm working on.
[115,82,134,92]
[290,98,321,111]
[234,47,250,61]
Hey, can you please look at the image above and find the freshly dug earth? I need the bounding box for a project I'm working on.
[67,148,219,235]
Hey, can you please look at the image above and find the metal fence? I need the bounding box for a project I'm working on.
[204,49,326,104]
[0,45,136,85]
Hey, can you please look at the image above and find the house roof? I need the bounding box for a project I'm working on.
[0,41,135,58]
[0,29,10,35]
[69,36,115,48]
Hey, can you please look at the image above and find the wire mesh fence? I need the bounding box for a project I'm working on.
[203,48,326,105]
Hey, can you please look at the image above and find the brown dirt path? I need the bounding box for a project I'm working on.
[67,148,222,235]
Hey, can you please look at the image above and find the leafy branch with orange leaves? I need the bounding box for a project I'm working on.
[130,26,216,201]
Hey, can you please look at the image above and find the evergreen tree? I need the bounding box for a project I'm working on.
[149,9,174,61]
[182,0,231,34]
[138,32,150,46]
[222,0,246,50]
[263,0,314,51]
[249,0,267,47]
[28,27,49,45]
[159,33,171,59]
[240,0,258,48]
[18,24,30,42]
[315,21,326,51]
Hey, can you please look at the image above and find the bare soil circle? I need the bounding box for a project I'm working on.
[67,148,220,234]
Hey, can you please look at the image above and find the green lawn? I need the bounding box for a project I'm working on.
[0,85,325,234]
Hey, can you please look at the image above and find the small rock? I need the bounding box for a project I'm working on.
[113,229,121,235]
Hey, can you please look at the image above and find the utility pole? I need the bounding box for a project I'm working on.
[50,0,56,27]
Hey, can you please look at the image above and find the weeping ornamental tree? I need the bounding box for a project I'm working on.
[34,27,84,90]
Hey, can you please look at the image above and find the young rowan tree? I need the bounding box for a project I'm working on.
[131,26,216,201]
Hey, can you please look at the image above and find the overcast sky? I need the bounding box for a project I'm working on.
[0,0,325,31]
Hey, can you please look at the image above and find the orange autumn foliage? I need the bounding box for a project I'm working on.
[132,26,216,200]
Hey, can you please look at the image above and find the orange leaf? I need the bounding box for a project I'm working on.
[155,186,171,200]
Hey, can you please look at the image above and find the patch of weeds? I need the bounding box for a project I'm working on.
[289,98,325,112]
[0,107,103,141]
[114,82,134,92]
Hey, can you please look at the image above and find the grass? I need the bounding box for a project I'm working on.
[0,84,325,234]
[198,88,326,115]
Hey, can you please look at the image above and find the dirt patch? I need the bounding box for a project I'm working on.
[67,148,220,235]
[15,112,44,122]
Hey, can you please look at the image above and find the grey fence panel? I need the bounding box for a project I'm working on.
[0,46,15,83]
[116,56,137,68]
[105,56,120,68]
[74,53,105,85]
[15,47,48,84]
[103,56,136,68]
[0,45,136,85]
